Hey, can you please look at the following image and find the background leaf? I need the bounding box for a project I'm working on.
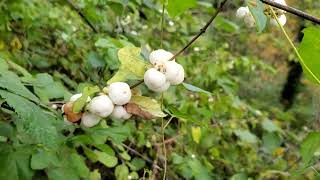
[298,26,320,84]
[167,0,197,17]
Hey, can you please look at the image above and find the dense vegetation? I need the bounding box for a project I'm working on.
[0,0,320,179]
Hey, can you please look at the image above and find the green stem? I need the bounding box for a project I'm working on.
[269,6,320,84]
[160,2,166,48]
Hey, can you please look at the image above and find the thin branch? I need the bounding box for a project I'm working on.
[130,0,228,89]
[168,0,228,61]
[121,143,162,170]
[66,0,98,33]
[261,0,320,25]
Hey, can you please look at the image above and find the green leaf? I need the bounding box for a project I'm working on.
[94,150,118,168]
[262,133,281,153]
[262,119,279,132]
[31,151,60,170]
[73,86,100,113]
[130,95,166,117]
[94,144,115,156]
[0,90,60,148]
[300,132,320,165]
[0,145,34,180]
[214,17,239,33]
[167,0,197,17]
[87,124,131,144]
[248,0,267,33]
[69,153,90,178]
[0,58,8,71]
[166,105,196,123]
[107,46,147,84]
[47,167,79,180]
[235,130,258,143]
[95,38,116,48]
[33,73,66,102]
[191,126,201,144]
[115,164,129,180]
[182,83,211,95]
[0,72,39,103]
[298,27,320,84]
[129,158,145,171]
[0,121,14,138]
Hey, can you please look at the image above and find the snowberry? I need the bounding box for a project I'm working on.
[270,14,287,26]
[236,6,255,28]
[86,95,114,117]
[81,112,101,128]
[244,13,255,27]
[144,68,167,91]
[151,81,170,92]
[149,49,174,65]
[164,61,185,85]
[69,93,91,102]
[108,82,132,105]
[111,105,132,120]
[236,7,249,19]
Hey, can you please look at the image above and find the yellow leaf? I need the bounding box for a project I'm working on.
[191,126,201,144]
[10,37,22,50]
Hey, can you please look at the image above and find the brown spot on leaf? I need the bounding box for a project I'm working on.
[125,103,155,120]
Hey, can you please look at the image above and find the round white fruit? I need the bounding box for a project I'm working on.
[151,81,170,92]
[108,82,132,105]
[69,93,91,102]
[149,49,174,65]
[81,112,101,128]
[236,7,249,19]
[144,68,167,90]
[164,61,184,85]
[270,14,287,26]
[111,106,132,120]
[244,14,255,28]
[86,95,114,117]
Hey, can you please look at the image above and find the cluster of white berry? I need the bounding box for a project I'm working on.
[236,0,287,28]
[63,82,132,127]
[144,49,185,92]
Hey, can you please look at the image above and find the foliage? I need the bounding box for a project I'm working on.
[0,0,319,179]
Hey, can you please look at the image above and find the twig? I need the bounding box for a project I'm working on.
[121,143,162,170]
[154,134,180,147]
[260,0,320,24]
[130,0,228,89]
[66,0,98,33]
[168,0,228,61]
[152,147,161,180]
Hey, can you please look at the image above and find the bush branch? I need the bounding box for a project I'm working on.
[130,0,228,89]
[260,0,320,24]
[168,0,228,61]
[66,0,98,33]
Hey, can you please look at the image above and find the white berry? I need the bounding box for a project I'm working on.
[108,82,132,105]
[151,81,170,92]
[149,49,174,65]
[164,61,184,85]
[244,14,255,28]
[111,106,132,120]
[236,7,249,19]
[81,112,101,128]
[70,93,91,102]
[86,95,114,117]
[144,68,167,91]
[270,14,287,26]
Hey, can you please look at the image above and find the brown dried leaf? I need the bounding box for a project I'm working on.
[63,102,82,122]
[125,103,155,120]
